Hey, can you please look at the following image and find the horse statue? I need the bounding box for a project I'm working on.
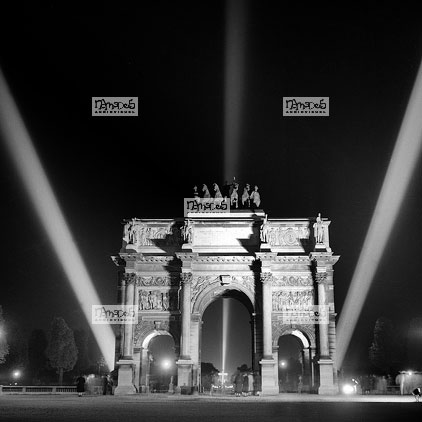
[250,185,261,208]
[213,183,223,205]
[241,183,250,208]
[230,182,239,208]
[202,184,211,202]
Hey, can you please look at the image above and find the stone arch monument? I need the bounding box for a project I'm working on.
[112,208,339,395]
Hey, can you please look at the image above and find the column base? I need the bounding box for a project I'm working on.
[114,359,137,395]
[259,359,279,396]
[114,385,137,395]
[318,358,337,395]
[176,358,193,391]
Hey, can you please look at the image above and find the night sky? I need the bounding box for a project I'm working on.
[0,2,422,375]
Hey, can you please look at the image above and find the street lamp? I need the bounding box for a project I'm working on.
[12,370,21,385]
[162,360,171,370]
[280,360,287,368]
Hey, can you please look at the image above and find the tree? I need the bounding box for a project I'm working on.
[201,362,219,391]
[369,317,401,374]
[45,317,78,385]
[0,306,9,364]
[406,317,422,370]
[73,329,90,374]
[28,329,48,381]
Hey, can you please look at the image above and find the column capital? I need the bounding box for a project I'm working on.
[122,272,137,286]
[309,252,340,267]
[180,272,193,285]
[315,272,328,284]
[260,272,274,285]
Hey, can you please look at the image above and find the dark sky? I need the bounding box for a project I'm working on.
[0,2,422,373]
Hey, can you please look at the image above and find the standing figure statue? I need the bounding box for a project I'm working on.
[260,214,269,243]
[193,185,200,200]
[313,212,324,244]
[182,219,193,244]
[241,183,251,208]
[230,182,239,208]
[250,185,261,208]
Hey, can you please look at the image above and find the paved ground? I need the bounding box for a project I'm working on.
[1,394,421,422]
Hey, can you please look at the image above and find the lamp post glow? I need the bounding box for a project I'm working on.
[162,360,171,370]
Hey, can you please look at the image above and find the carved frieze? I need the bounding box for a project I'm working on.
[138,290,178,311]
[272,275,313,286]
[138,275,179,287]
[124,220,182,247]
[264,225,310,247]
[272,290,313,311]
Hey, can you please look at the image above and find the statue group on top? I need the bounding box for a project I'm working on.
[193,178,261,209]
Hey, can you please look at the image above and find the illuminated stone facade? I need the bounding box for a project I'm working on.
[113,210,339,395]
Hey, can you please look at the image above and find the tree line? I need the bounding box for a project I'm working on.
[0,306,106,385]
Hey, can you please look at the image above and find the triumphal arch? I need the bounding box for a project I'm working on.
[112,200,339,395]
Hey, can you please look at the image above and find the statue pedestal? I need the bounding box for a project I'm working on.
[318,359,337,395]
[260,243,272,252]
[259,359,279,395]
[182,243,192,251]
[114,359,137,395]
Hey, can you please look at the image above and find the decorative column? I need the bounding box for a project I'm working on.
[139,347,149,393]
[176,271,193,391]
[310,252,339,395]
[115,274,137,395]
[259,271,279,395]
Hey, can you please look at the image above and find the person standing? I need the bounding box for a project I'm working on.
[242,373,249,396]
[248,372,254,396]
[76,375,85,397]
[234,371,243,397]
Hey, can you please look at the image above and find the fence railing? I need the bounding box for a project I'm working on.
[0,385,77,394]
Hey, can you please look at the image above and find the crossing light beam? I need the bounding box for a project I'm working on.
[336,59,422,368]
[0,68,115,370]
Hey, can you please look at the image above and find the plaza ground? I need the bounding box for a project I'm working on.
[1,394,422,422]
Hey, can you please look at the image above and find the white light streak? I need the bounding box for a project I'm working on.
[224,0,247,180]
[336,60,422,368]
[0,68,115,370]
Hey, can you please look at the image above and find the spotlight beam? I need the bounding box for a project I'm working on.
[224,0,247,181]
[0,68,115,369]
[336,60,422,368]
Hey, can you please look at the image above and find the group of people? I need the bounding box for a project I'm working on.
[233,369,259,396]
[192,180,261,209]
[75,374,114,397]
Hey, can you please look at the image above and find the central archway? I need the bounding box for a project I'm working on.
[201,296,252,391]
[192,283,256,393]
